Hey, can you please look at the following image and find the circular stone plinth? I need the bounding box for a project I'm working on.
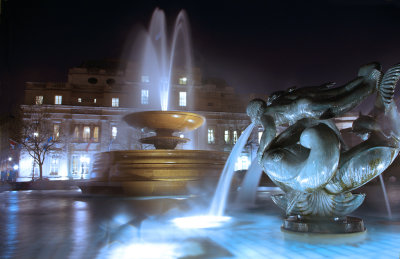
[282,216,366,234]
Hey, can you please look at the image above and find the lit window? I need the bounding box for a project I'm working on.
[224,130,230,144]
[258,131,263,143]
[83,126,90,142]
[235,155,250,171]
[112,126,117,140]
[94,98,97,104]
[179,91,187,107]
[78,98,82,103]
[50,155,59,175]
[112,97,119,107]
[141,75,150,83]
[208,128,215,144]
[233,130,238,144]
[53,124,60,140]
[74,126,80,141]
[93,126,99,142]
[141,89,149,104]
[35,96,43,105]
[179,77,187,85]
[55,95,62,105]
[80,156,90,176]
[71,155,79,176]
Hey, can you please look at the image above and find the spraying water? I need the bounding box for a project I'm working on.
[209,123,255,216]
[379,174,392,219]
[235,157,263,207]
[141,8,193,111]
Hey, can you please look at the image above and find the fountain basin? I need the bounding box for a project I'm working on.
[124,111,205,149]
[83,150,228,196]
[123,111,205,132]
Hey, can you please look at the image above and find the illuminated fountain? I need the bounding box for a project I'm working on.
[80,8,228,196]
[85,110,227,196]
[140,7,193,112]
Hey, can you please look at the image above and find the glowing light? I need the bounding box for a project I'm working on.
[179,77,187,85]
[258,131,263,143]
[235,155,250,171]
[20,156,33,171]
[179,91,187,106]
[172,215,231,229]
[113,213,131,225]
[80,156,90,164]
[108,243,180,259]
[180,134,184,138]
[8,157,12,161]
[73,201,87,209]
[13,165,19,170]
[112,126,118,139]
[112,97,119,107]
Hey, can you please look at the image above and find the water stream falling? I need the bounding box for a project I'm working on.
[209,123,255,216]
[235,157,263,207]
[141,8,193,111]
[379,174,392,219]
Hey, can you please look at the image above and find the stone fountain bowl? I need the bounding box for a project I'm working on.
[123,111,205,132]
[85,150,229,196]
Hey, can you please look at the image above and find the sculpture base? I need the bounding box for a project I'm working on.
[282,216,365,234]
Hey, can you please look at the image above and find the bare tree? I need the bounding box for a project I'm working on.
[13,106,66,180]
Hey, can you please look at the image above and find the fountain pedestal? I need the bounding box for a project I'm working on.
[282,215,365,234]
[79,110,228,196]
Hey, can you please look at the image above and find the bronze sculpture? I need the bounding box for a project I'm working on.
[247,62,400,233]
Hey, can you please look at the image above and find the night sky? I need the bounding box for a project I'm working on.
[1,0,400,114]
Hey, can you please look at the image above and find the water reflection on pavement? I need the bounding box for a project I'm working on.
[0,190,399,259]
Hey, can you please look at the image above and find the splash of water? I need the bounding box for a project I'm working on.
[172,215,231,229]
[209,123,255,216]
[235,158,263,207]
[141,8,193,111]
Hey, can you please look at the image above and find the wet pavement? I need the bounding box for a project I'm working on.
[0,189,399,259]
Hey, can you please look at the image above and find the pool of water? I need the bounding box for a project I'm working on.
[0,190,399,258]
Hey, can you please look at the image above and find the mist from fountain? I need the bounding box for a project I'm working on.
[141,8,193,111]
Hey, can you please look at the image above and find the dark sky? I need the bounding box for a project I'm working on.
[1,0,400,114]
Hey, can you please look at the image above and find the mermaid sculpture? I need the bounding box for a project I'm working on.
[247,62,400,232]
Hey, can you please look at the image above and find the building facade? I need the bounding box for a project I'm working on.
[15,60,360,181]
[17,61,264,181]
